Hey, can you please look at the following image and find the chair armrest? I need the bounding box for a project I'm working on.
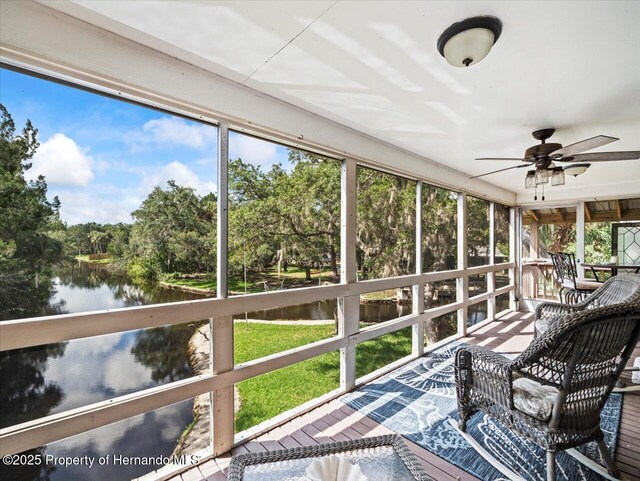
[535,301,583,322]
[534,300,596,337]
[455,345,514,409]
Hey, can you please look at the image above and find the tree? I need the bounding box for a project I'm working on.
[421,185,458,322]
[494,203,511,263]
[540,223,575,256]
[128,181,215,277]
[422,185,458,273]
[278,151,341,279]
[66,223,98,255]
[466,196,491,266]
[228,158,277,276]
[356,168,416,279]
[0,103,65,481]
[230,155,423,282]
[89,229,108,254]
[0,104,64,320]
[106,223,131,258]
[584,223,612,263]
[228,153,341,281]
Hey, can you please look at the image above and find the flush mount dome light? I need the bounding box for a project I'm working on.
[437,16,502,67]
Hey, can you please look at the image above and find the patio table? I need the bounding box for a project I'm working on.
[581,263,640,282]
[227,434,434,481]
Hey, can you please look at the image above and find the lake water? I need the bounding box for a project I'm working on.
[2,263,411,481]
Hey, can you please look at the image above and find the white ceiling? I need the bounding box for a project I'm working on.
[48,0,640,198]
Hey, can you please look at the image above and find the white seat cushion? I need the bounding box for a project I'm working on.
[535,318,550,336]
[575,279,603,290]
[512,377,558,421]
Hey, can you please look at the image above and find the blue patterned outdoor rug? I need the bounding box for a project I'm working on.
[342,342,623,481]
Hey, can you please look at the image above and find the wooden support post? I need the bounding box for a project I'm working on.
[413,181,425,356]
[211,122,234,456]
[529,219,539,298]
[584,202,592,222]
[530,220,539,259]
[457,193,468,336]
[487,202,496,320]
[576,201,586,278]
[339,158,359,391]
[510,207,518,311]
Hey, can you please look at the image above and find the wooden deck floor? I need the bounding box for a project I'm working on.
[170,311,640,481]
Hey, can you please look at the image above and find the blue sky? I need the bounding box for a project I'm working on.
[0,68,289,224]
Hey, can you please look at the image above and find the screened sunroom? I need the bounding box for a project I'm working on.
[1,2,639,481]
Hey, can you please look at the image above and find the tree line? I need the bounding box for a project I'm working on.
[1,101,512,311]
[51,155,484,284]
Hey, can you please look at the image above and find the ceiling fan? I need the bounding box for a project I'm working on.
[471,129,640,200]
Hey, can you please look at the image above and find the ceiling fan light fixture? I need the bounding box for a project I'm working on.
[437,16,502,67]
[535,168,549,185]
[550,167,565,186]
[525,170,536,189]
[564,163,591,177]
[472,130,637,201]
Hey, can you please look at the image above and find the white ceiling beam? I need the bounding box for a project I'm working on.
[0,0,516,205]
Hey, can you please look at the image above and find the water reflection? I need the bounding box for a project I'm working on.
[132,325,195,383]
[49,263,199,311]
[236,299,412,323]
[43,398,194,481]
[2,263,201,481]
[0,344,66,481]
[2,262,417,481]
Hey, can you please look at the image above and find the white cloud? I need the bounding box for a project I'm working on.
[53,190,141,225]
[229,133,281,167]
[195,156,216,166]
[28,133,94,186]
[104,348,154,392]
[46,333,153,411]
[143,160,216,196]
[52,161,216,224]
[141,117,216,149]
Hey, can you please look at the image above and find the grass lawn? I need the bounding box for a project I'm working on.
[361,288,396,301]
[75,254,112,265]
[162,265,337,295]
[355,326,412,376]
[233,322,412,433]
[168,277,260,293]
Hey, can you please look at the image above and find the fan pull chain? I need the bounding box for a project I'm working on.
[542,183,545,201]
[534,185,538,201]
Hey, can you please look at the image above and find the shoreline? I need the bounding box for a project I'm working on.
[159,281,215,296]
[172,325,241,456]
[159,280,407,304]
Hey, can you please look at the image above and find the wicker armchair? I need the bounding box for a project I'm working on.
[550,252,602,304]
[535,273,640,337]
[455,301,640,481]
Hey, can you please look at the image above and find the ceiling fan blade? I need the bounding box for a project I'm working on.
[561,151,640,162]
[475,157,527,161]
[550,135,618,157]
[469,163,533,179]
